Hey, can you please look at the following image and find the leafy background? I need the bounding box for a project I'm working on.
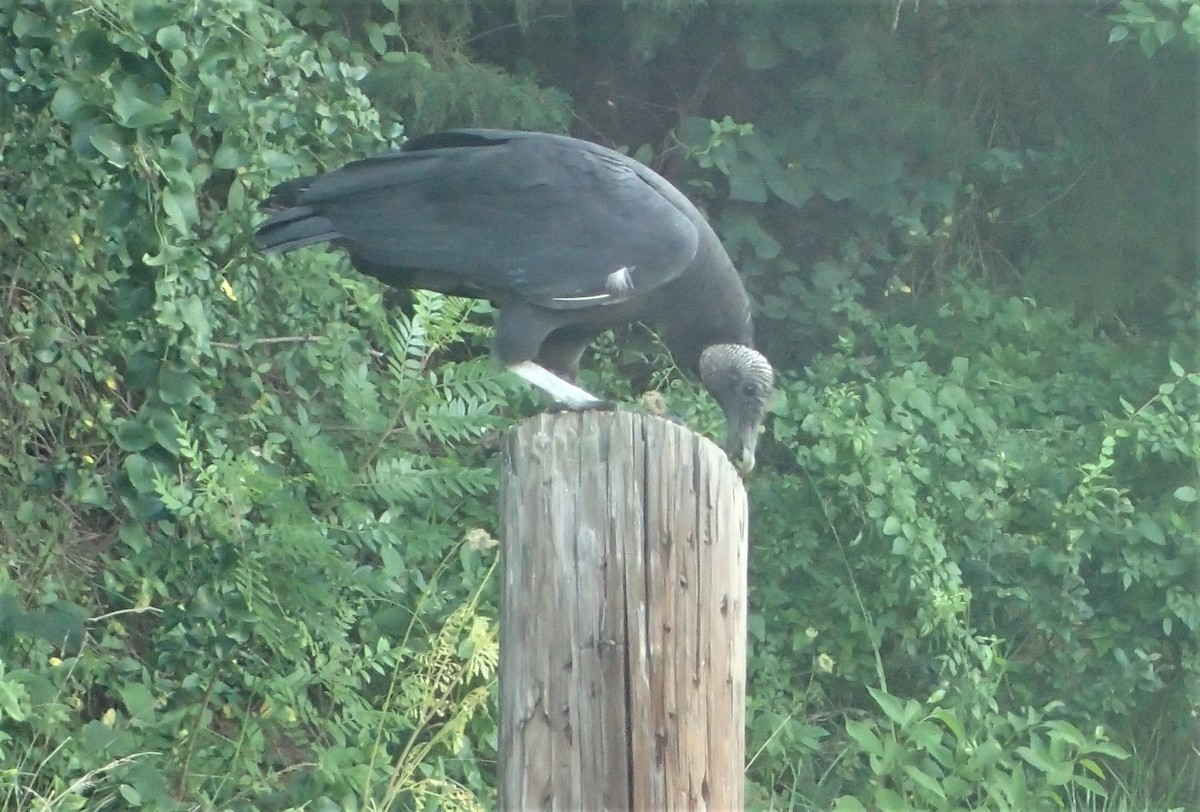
[1,0,1197,809]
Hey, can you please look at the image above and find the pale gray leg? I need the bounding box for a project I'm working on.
[508,361,607,409]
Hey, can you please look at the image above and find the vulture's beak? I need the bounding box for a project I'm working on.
[724,406,762,474]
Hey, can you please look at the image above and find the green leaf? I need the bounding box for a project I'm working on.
[936,384,969,410]
[124,453,161,494]
[765,163,813,208]
[213,143,247,169]
[155,24,186,50]
[1045,720,1087,748]
[19,602,86,650]
[845,719,882,756]
[228,177,246,210]
[1184,4,1200,37]
[909,720,950,761]
[869,686,919,726]
[163,185,199,233]
[813,168,861,202]
[12,10,52,38]
[1136,515,1165,545]
[832,797,869,812]
[1016,744,1054,774]
[930,707,965,743]
[366,22,387,56]
[1072,774,1108,796]
[118,682,157,720]
[50,84,86,124]
[146,410,182,456]
[873,787,908,812]
[718,210,781,260]
[1088,740,1131,760]
[902,765,946,800]
[1173,485,1198,502]
[380,543,405,579]
[112,77,173,128]
[728,161,768,203]
[1046,762,1074,786]
[1154,19,1177,44]
[908,387,935,418]
[114,419,155,452]
[81,720,122,754]
[1139,26,1159,56]
[178,295,211,348]
[158,364,204,405]
[131,1,175,33]
[0,678,29,722]
[75,478,109,509]
[1120,2,1156,25]
[124,350,161,391]
[1078,757,1105,779]
[89,124,132,166]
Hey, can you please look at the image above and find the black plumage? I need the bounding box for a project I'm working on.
[255,129,773,470]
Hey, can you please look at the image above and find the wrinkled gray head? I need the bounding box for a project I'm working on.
[699,344,774,473]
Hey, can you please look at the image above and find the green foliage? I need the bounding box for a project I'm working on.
[0,0,506,807]
[833,691,1128,812]
[361,547,498,812]
[1109,0,1200,55]
[2,0,1197,809]
[362,54,573,136]
[744,278,1199,808]
[654,2,1196,356]
[263,0,576,134]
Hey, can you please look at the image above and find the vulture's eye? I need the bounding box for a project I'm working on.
[740,382,760,398]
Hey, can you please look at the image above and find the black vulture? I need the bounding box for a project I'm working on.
[255,129,774,470]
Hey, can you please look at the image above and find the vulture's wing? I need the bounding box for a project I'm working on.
[257,130,701,310]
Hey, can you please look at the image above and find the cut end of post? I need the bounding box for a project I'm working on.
[505,409,748,484]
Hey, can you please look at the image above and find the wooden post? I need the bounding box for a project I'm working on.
[499,411,748,811]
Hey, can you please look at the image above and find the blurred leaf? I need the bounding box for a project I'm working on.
[112,77,173,128]
[728,161,768,202]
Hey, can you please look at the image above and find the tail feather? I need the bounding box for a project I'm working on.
[254,205,340,253]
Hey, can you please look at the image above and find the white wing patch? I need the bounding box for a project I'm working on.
[605,266,634,295]
[552,266,635,305]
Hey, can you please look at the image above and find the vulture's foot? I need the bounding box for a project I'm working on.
[509,361,609,410]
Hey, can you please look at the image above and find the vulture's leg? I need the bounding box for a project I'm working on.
[537,325,604,382]
[494,306,608,409]
[508,361,608,409]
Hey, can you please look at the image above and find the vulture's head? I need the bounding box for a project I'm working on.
[699,344,775,473]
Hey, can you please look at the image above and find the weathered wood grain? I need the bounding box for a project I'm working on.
[499,411,748,811]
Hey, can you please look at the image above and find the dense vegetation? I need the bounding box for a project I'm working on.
[1,0,1196,809]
